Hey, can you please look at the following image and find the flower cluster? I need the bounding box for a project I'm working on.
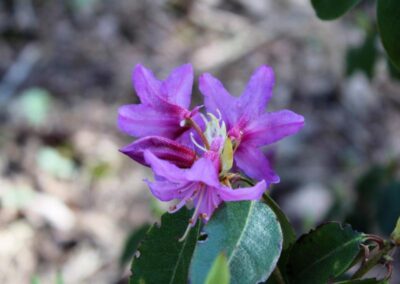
[118,64,304,240]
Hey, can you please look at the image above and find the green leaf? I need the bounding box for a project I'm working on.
[130,209,201,284]
[190,201,282,284]
[120,224,151,268]
[311,0,362,20]
[378,0,400,70]
[287,223,363,284]
[205,253,230,284]
[263,194,296,284]
[391,217,400,245]
[263,193,296,250]
[346,34,377,79]
[377,181,400,235]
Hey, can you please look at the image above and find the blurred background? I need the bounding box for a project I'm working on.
[0,0,399,283]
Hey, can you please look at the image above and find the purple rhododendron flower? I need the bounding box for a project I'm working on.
[118,63,197,140]
[199,66,304,184]
[118,64,304,240]
[144,150,266,240]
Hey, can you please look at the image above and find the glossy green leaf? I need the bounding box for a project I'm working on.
[205,253,230,284]
[190,201,282,284]
[346,34,377,79]
[378,0,400,70]
[263,194,296,284]
[377,181,400,235]
[311,0,362,20]
[287,223,363,284]
[263,193,296,250]
[130,209,201,284]
[120,224,150,267]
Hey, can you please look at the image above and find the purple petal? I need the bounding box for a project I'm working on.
[235,146,280,184]
[145,150,221,188]
[237,66,275,118]
[184,157,220,188]
[120,136,196,168]
[197,189,223,222]
[162,64,193,109]
[146,179,196,201]
[218,180,266,201]
[169,190,198,213]
[132,64,162,106]
[175,130,195,150]
[144,151,187,181]
[243,110,305,147]
[117,104,186,138]
[199,73,237,128]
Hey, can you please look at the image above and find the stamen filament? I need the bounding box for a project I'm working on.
[216,109,222,121]
[187,118,210,150]
[190,132,207,152]
[179,188,205,242]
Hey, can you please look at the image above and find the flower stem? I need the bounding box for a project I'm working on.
[187,118,210,150]
[351,240,395,279]
[239,176,255,186]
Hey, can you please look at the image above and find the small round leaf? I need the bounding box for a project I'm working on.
[311,0,362,20]
[378,0,400,70]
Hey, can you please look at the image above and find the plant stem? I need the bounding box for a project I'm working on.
[239,176,255,186]
[351,240,395,279]
[272,267,286,284]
